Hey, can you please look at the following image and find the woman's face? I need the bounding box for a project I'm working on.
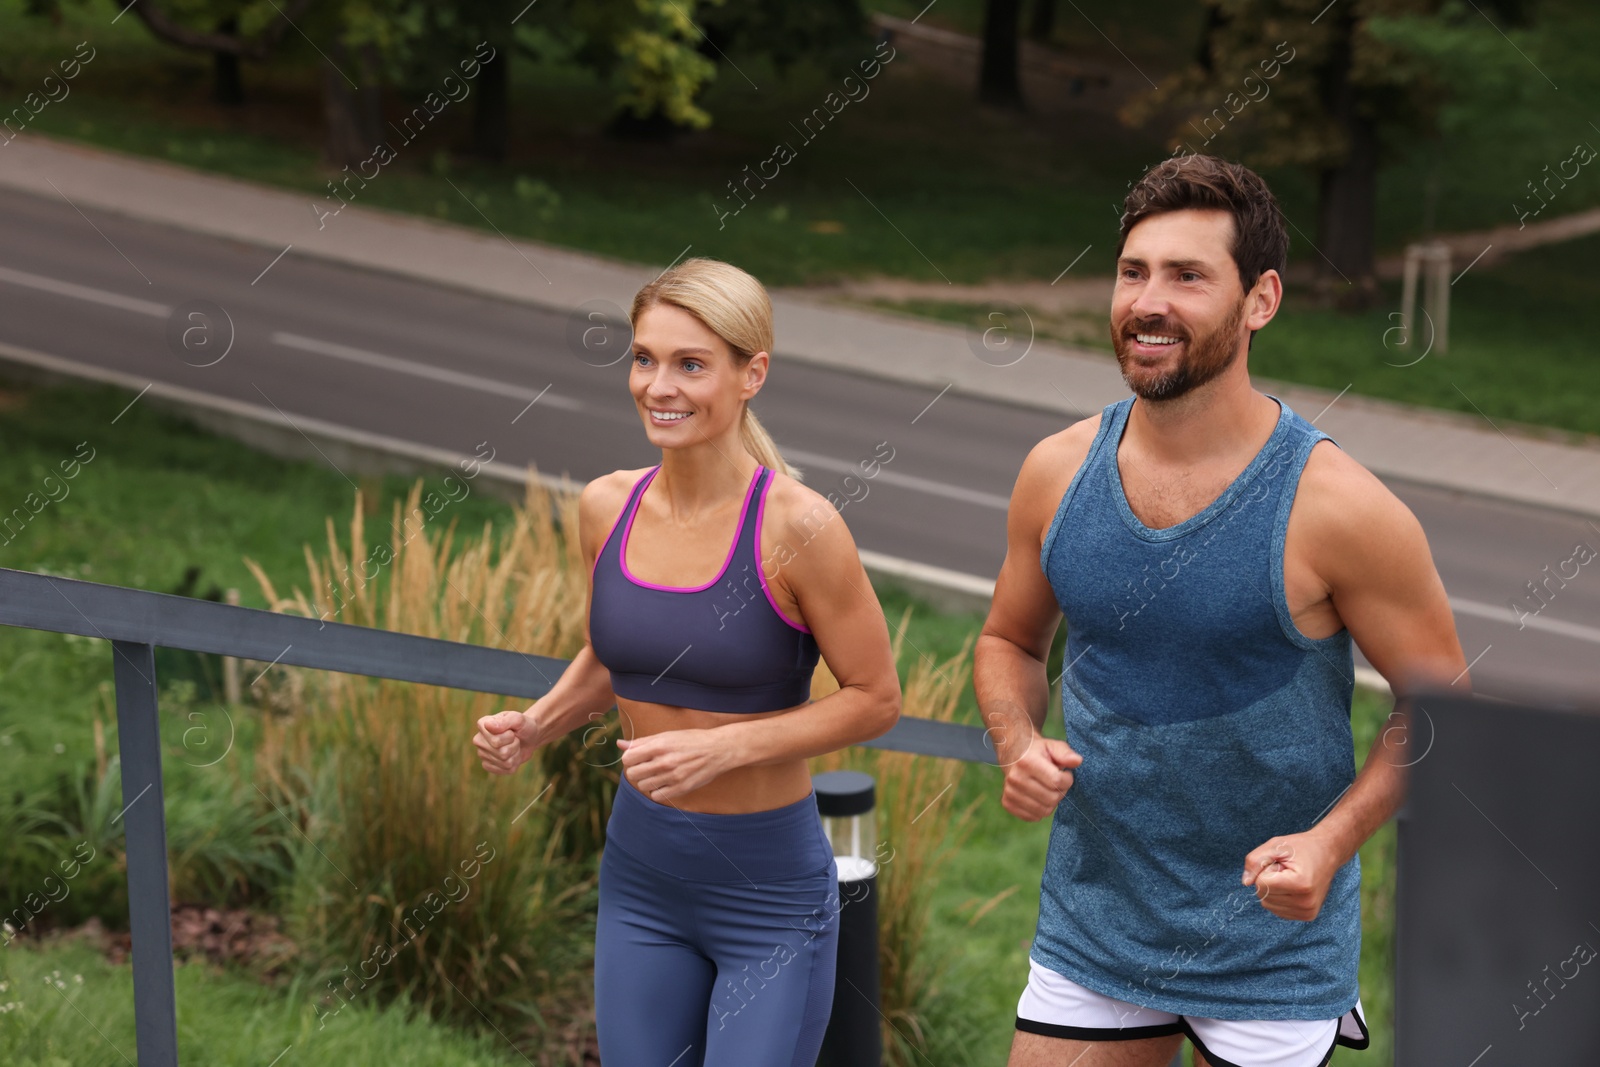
[629,303,764,447]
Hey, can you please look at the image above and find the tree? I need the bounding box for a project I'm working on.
[316,2,426,167]
[399,0,768,162]
[119,0,313,105]
[654,0,873,138]
[99,0,423,167]
[564,0,727,139]
[405,0,517,162]
[979,0,1026,109]
[696,0,870,74]
[403,0,871,159]
[469,5,511,162]
[212,14,243,104]
[1027,0,1056,44]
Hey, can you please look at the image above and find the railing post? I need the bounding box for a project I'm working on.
[112,639,179,1065]
[221,588,242,705]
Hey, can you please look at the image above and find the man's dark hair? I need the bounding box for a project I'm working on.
[1115,154,1288,296]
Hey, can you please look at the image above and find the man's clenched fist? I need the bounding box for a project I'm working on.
[1241,832,1341,921]
[1001,732,1084,822]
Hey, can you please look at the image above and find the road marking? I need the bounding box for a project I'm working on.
[0,264,586,414]
[1450,595,1600,644]
[0,264,168,317]
[782,447,1012,511]
[272,331,584,412]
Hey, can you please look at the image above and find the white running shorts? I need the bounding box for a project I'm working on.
[1016,957,1370,1067]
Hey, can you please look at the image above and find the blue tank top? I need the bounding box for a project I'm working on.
[589,464,821,713]
[1031,393,1362,1020]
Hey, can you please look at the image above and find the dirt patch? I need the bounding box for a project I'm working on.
[797,273,1110,314]
[46,906,298,981]
[1371,205,1600,278]
[787,273,1117,351]
[0,383,33,411]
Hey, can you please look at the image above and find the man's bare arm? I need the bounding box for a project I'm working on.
[975,427,1095,819]
[1308,447,1469,867]
[1244,444,1468,916]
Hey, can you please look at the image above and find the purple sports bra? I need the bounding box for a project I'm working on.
[588,464,821,713]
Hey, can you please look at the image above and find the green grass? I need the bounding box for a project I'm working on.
[0,938,535,1066]
[1253,232,1600,441]
[0,377,516,804]
[0,375,1401,1063]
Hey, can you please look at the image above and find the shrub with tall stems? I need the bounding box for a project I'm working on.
[244,474,600,1048]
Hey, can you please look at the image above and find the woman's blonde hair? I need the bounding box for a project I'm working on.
[629,257,802,481]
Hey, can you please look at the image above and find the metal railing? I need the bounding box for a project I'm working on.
[0,565,997,1064]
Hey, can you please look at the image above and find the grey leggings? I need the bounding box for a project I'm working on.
[595,772,841,1066]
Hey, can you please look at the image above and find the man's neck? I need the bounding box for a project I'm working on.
[1125,375,1279,468]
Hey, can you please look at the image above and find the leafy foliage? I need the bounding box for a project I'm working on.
[1120,0,1449,172]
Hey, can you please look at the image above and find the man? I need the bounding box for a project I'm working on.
[974,153,1469,1067]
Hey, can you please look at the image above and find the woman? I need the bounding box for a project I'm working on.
[472,257,902,1065]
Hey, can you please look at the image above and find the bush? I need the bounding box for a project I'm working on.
[2,708,295,945]
[246,475,599,1055]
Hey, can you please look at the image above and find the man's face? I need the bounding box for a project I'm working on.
[1111,208,1251,402]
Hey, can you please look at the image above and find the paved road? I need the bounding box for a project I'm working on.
[1,185,1595,707]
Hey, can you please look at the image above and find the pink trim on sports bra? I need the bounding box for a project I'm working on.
[589,468,652,586]
[619,464,763,592]
[754,472,812,634]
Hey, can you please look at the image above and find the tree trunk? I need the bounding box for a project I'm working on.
[212,15,243,105]
[470,42,509,162]
[1195,3,1226,74]
[1026,0,1055,43]
[1313,7,1378,308]
[604,106,683,141]
[1314,118,1378,308]
[979,0,1026,110]
[320,41,383,169]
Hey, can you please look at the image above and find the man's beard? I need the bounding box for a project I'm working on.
[1112,296,1247,402]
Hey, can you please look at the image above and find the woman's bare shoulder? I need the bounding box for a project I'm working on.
[760,467,856,552]
[578,467,654,558]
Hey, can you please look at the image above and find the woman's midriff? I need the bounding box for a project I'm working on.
[616,697,814,814]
